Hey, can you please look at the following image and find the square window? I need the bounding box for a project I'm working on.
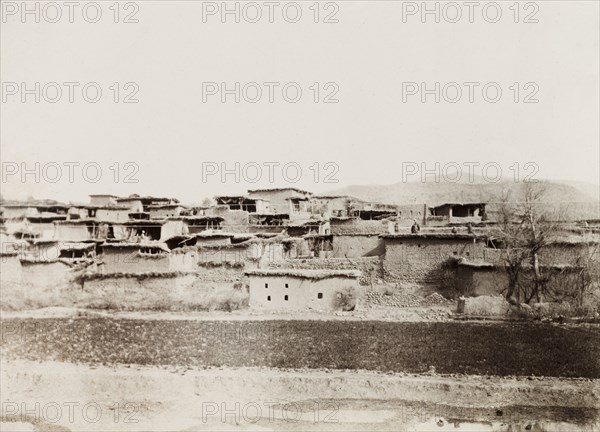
[267,296,271,301]
[284,295,288,301]
[285,283,289,288]
[265,283,268,288]
[317,293,323,299]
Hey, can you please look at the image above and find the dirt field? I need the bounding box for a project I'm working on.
[2,313,599,431]
[1,316,599,378]
[1,360,599,432]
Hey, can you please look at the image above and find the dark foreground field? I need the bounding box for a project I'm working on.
[1,318,599,378]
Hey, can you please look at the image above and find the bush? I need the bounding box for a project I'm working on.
[333,287,356,311]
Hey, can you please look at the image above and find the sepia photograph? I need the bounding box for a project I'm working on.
[0,1,599,430]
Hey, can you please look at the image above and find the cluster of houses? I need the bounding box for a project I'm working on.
[1,188,598,311]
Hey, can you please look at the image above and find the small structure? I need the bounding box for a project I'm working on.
[430,203,487,224]
[215,196,270,213]
[89,194,119,207]
[95,205,131,223]
[245,269,361,311]
[147,204,185,219]
[115,197,145,213]
[99,242,171,274]
[247,188,312,215]
[312,195,366,218]
[183,216,224,234]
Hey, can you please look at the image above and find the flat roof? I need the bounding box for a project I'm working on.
[381,233,479,240]
[248,188,312,195]
[244,269,361,279]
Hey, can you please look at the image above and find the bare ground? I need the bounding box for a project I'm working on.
[1,360,599,432]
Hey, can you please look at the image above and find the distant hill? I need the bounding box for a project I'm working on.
[326,179,600,219]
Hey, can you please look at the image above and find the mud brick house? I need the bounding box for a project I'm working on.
[115,197,144,213]
[183,216,224,234]
[57,242,97,262]
[245,269,361,311]
[54,220,98,241]
[215,195,271,213]
[394,204,428,228]
[196,239,284,268]
[381,233,485,285]
[455,260,501,296]
[95,205,132,223]
[247,188,313,215]
[89,194,119,207]
[121,219,187,242]
[248,213,289,234]
[286,219,330,237]
[311,195,366,218]
[67,204,98,220]
[99,242,172,274]
[200,206,250,233]
[428,203,487,225]
[148,204,185,220]
[455,259,599,306]
[192,232,234,247]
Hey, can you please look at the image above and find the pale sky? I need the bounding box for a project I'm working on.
[1,0,599,203]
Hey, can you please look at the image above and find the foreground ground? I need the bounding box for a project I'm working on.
[1,360,599,431]
[1,314,599,431]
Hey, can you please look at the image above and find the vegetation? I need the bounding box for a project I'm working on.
[2,319,598,378]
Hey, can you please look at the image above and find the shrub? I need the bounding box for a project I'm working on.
[334,287,356,311]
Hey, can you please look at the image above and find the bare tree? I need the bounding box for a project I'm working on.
[494,182,563,304]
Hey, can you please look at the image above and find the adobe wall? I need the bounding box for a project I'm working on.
[539,243,599,266]
[160,221,187,241]
[55,224,91,242]
[203,208,249,233]
[396,204,427,227]
[168,250,199,272]
[456,266,508,296]
[248,275,358,311]
[100,249,171,274]
[96,209,130,223]
[82,274,206,307]
[331,234,384,258]
[267,257,382,285]
[330,218,390,235]
[19,260,74,299]
[383,238,484,286]
[0,254,22,289]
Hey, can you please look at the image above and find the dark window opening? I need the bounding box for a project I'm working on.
[317,293,323,299]
[267,296,271,301]
[285,283,289,288]
[284,295,288,301]
[265,283,268,288]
